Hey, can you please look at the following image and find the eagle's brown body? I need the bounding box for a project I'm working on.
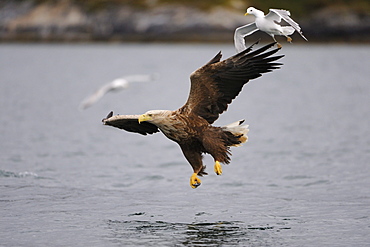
[150,110,242,177]
[102,41,284,188]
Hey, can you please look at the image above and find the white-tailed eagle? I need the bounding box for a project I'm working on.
[102,41,284,188]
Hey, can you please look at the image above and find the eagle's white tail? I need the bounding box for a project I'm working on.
[222,120,249,147]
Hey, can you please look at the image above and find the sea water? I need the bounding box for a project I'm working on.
[0,43,369,246]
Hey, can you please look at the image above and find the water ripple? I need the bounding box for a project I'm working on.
[0,170,39,178]
[105,220,285,246]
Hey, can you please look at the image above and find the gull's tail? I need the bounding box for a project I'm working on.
[282,26,295,36]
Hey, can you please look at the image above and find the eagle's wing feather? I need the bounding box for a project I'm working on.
[102,111,159,135]
[180,41,283,124]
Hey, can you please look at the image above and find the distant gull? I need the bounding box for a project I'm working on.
[79,74,158,110]
[234,7,307,52]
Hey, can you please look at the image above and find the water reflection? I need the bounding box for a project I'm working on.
[106,220,283,246]
[182,222,249,246]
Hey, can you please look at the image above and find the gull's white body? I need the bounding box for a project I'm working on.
[79,74,157,110]
[234,7,307,52]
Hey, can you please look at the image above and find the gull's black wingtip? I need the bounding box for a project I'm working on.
[102,111,113,123]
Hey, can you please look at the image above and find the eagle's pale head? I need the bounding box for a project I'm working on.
[138,110,172,125]
[138,110,188,142]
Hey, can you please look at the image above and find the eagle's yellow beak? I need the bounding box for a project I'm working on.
[138,114,152,124]
[244,12,249,16]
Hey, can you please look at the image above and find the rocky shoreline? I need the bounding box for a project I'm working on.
[1,1,369,43]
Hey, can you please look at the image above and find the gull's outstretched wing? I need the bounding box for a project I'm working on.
[123,74,159,82]
[79,82,124,110]
[234,23,259,53]
[266,9,308,41]
[179,41,284,124]
[102,111,159,135]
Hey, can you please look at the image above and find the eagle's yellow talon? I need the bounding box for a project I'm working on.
[190,173,201,189]
[287,37,292,43]
[214,161,222,175]
[277,43,282,48]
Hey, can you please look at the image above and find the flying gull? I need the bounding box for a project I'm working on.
[79,74,158,110]
[234,7,307,52]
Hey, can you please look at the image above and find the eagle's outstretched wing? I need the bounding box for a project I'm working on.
[102,111,159,135]
[180,41,284,124]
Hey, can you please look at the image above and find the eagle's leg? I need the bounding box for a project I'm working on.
[214,161,222,175]
[286,36,292,43]
[190,173,202,188]
[180,144,206,189]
